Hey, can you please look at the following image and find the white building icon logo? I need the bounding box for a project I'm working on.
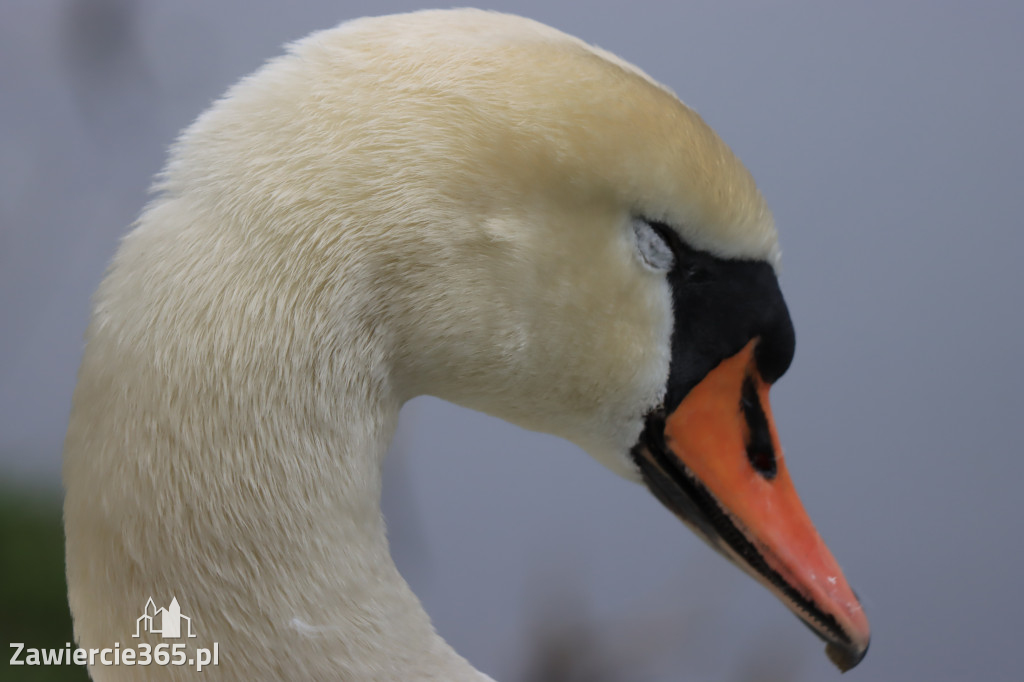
[133,597,197,639]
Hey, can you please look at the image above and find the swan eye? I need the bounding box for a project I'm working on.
[632,218,675,272]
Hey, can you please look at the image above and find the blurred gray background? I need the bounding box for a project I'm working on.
[2,1,1022,681]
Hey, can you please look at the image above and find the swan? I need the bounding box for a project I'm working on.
[63,9,869,681]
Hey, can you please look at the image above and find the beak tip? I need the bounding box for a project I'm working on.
[825,636,870,673]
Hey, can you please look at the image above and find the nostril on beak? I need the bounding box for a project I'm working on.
[741,374,777,479]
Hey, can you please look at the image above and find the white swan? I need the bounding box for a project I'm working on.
[63,9,869,681]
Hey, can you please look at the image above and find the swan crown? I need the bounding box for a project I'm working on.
[162,8,777,267]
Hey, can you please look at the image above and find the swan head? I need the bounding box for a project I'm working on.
[87,8,868,672]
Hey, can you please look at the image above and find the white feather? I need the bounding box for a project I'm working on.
[63,9,778,681]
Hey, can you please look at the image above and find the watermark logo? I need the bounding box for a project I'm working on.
[10,597,219,672]
[134,597,197,639]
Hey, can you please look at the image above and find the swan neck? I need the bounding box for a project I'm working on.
[63,266,489,680]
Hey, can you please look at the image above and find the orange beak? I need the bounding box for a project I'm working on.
[632,339,870,671]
